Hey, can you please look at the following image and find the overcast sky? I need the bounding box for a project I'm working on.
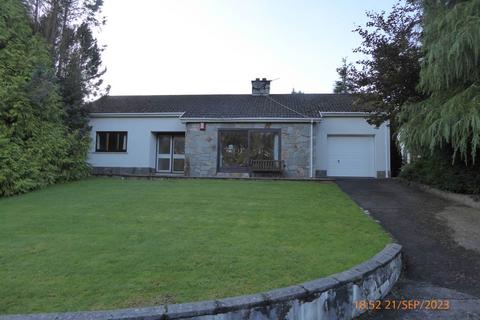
[98,0,399,95]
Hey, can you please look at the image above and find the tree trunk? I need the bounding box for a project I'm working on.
[33,0,40,32]
[57,0,70,78]
[45,0,59,58]
[390,132,403,177]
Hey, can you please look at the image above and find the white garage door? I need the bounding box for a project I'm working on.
[327,135,375,177]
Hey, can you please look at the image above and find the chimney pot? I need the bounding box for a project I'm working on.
[251,78,271,96]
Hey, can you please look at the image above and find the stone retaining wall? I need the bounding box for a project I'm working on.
[1,244,402,320]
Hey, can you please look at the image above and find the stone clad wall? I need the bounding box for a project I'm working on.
[184,123,219,177]
[1,244,402,320]
[185,122,312,178]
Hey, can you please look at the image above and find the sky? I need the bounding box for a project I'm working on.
[97,0,399,95]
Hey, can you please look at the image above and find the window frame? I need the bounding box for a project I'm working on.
[217,128,281,173]
[95,131,128,153]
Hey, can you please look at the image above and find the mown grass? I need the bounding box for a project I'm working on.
[0,178,390,314]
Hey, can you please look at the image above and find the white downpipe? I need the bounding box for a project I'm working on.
[310,119,314,178]
[385,122,390,178]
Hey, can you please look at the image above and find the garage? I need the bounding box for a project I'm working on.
[327,135,375,177]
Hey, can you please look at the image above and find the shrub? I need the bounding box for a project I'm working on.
[400,151,480,195]
[0,0,89,196]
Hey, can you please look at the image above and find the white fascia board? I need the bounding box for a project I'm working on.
[90,112,184,118]
[180,117,321,123]
[320,112,370,117]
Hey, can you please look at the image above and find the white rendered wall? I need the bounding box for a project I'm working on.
[88,116,185,169]
[315,117,390,176]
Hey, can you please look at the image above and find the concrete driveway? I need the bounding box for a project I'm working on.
[336,179,480,319]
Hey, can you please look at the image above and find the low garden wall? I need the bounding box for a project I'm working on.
[1,244,402,320]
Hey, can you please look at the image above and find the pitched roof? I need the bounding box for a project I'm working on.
[87,94,361,119]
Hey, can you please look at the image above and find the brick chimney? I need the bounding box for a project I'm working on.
[251,78,271,96]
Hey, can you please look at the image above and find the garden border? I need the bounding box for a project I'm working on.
[1,244,402,320]
[398,178,480,209]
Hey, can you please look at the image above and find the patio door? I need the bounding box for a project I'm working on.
[156,134,185,173]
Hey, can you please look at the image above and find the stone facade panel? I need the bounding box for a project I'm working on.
[185,122,312,178]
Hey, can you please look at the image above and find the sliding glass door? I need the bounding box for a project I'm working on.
[156,134,185,173]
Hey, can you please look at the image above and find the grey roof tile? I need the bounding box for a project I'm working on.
[87,94,360,118]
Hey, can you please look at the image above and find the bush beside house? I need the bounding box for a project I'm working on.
[400,152,480,195]
[0,0,89,196]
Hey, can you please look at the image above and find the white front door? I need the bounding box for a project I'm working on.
[327,135,375,177]
[156,134,185,173]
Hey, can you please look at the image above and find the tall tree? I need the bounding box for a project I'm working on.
[399,0,480,163]
[24,0,108,130]
[350,1,423,126]
[339,1,423,175]
[0,0,88,195]
[333,58,354,94]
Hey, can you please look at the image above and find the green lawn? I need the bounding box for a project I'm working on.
[0,178,390,314]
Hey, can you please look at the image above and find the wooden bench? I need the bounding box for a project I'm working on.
[249,159,284,176]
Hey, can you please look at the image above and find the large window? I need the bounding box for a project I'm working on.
[219,131,249,170]
[249,131,279,161]
[218,129,280,171]
[95,131,127,152]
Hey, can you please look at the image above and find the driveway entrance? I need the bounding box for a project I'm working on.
[336,179,480,319]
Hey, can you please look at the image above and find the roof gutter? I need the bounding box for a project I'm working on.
[89,112,367,120]
[320,112,370,117]
[90,112,185,118]
[179,117,320,123]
